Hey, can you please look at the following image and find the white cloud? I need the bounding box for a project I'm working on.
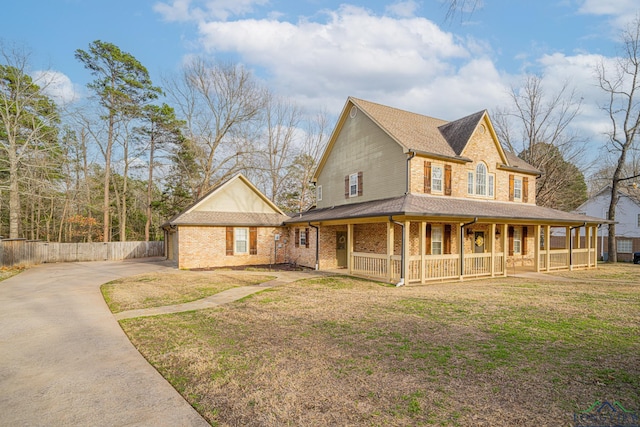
[32,70,81,105]
[196,5,477,116]
[577,0,638,17]
[385,0,419,18]
[154,0,269,22]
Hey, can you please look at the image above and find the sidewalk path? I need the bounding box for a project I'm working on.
[115,269,322,320]
[0,258,209,427]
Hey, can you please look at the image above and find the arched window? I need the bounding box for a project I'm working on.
[475,163,487,195]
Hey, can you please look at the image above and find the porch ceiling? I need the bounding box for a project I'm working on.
[285,194,608,226]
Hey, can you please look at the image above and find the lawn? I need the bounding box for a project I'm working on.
[114,264,640,426]
[101,271,274,313]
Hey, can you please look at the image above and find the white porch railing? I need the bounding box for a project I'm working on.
[352,248,593,284]
[352,252,388,280]
[463,253,492,277]
[572,249,589,268]
[424,254,460,281]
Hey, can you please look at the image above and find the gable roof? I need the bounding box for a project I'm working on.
[579,184,640,209]
[163,173,289,227]
[438,110,486,155]
[314,97,539,180]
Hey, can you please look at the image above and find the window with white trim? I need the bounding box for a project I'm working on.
[514,178,522,200]
[235,227,248,254]
[513,228,522,254]
[432,165,443,193]
[467,163,494,198]
[432,226,443,255]
[300,229,307,247]
[617,239,633,253]
[349,173,358,197]
[475,163,487,195]
[488,175,494,197]
[317,185,322,202]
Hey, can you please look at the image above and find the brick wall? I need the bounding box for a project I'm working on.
[178,225,286,269]
[408,122,537,205]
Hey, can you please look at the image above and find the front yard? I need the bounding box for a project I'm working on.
[108,265,640,426]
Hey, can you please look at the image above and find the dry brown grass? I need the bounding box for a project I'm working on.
[102,271,273,313]
[119,264,640,426]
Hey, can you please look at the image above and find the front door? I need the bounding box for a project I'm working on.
[336,231,347,268]
[474,231,485,253]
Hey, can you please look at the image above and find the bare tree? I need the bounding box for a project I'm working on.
[259,94,302,202]
[596,15,640,262]
[163,57,267,197]
[493,74,588,211]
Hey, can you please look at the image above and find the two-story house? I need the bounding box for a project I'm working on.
[285,97,605,284]
[574,185,640,262]
[164,97,606,284]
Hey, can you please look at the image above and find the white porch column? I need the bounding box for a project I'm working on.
[545,225,551,272]
[490,223,496,277]
[534,225,541,272]
[586,225,591,268]
[592,226,598,269]
[501,224,508,276]
[403,220,411,284]
[420,221,426,283]
[566,226,572,270]
[387,221,394,283]
[347,223,354,275]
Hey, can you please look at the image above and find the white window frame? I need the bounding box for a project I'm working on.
[431,225,443,255]
[513,228,522,254]
[349,173,358,197]
[299,229,307,247]
[467,171,474,194]
[617,239,632,253]
[514,178,522,200]
[235,227,249,254]
[488,174,495,198]
[432,164,443,193]
[475,163,487,196]
[317,185,323,202]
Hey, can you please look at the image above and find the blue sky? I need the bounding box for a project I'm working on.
[3,0,639,165]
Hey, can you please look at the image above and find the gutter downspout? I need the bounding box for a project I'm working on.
[390,216,405,287]
[569,222,587,269]
[309,222,319,270]
[460,218,478,277]
[406,151,416,194]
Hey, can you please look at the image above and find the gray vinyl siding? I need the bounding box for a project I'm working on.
[316,108,407,208]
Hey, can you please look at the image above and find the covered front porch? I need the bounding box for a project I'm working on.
[321,218,599,285]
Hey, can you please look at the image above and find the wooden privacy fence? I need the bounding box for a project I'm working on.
[0,240,165,267]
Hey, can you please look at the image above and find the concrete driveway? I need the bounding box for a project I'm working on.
[0,258,209,427]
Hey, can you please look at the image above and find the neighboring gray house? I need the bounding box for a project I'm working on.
[574,185,640,262]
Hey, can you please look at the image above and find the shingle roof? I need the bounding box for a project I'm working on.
[286,194,607,225]
[350,98,457,157]
[438,110,486,156]
[349,97,540,174]
[170,211,289,227]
